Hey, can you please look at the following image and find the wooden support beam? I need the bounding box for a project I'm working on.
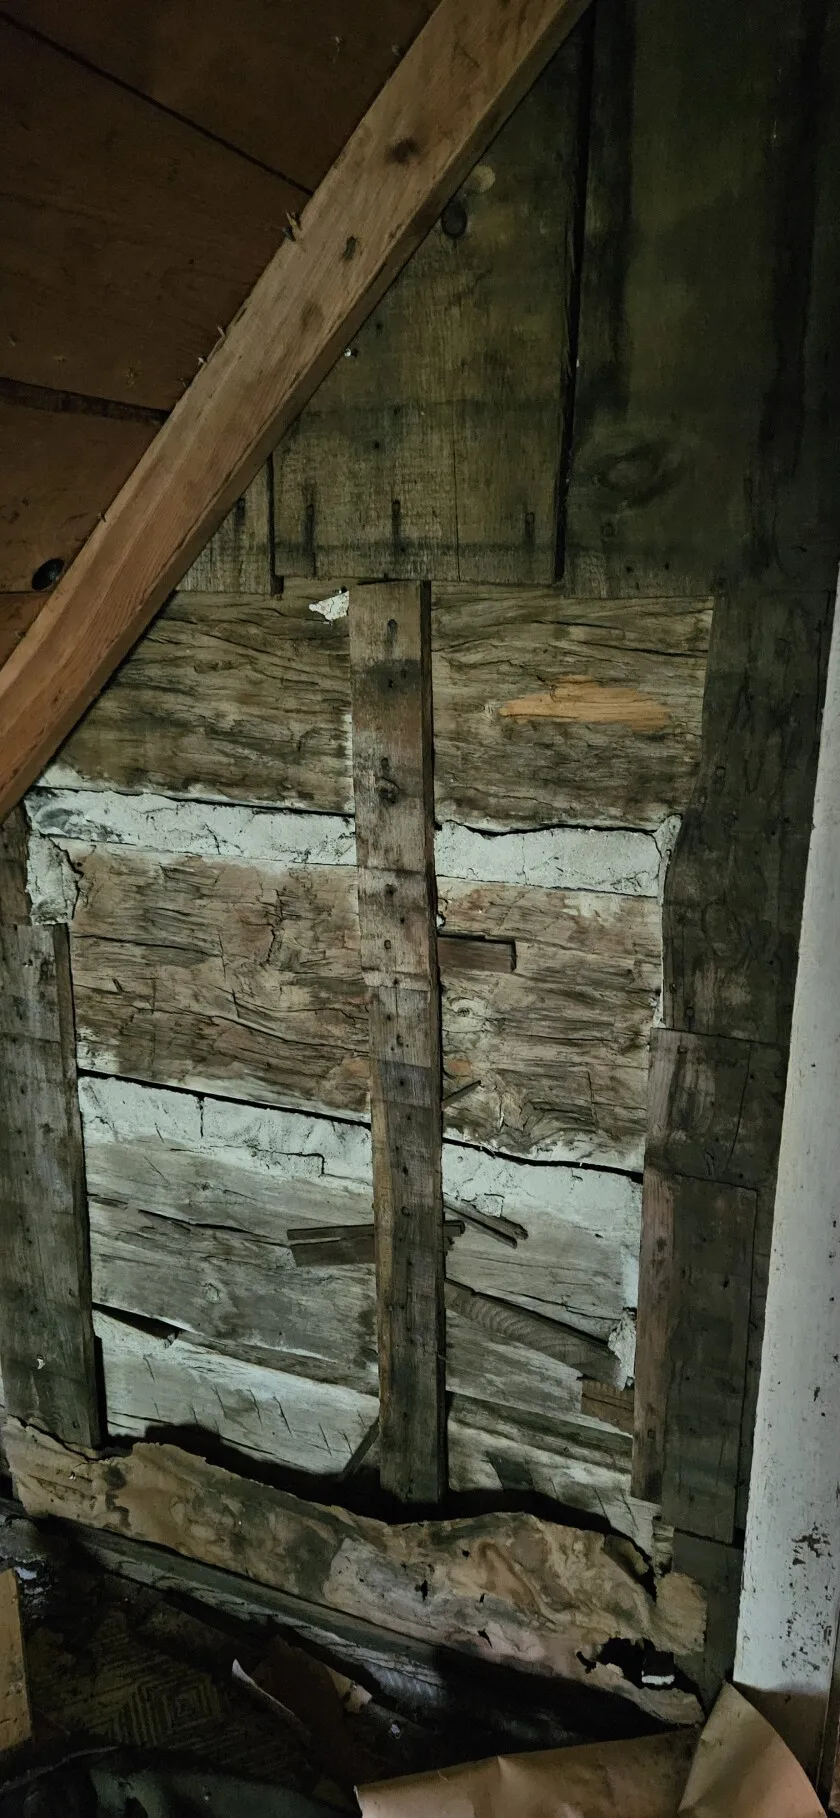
[4,1421,707,1726]
[349,581,445,1504]
[0,0,591,820]
[0,810,101,1448]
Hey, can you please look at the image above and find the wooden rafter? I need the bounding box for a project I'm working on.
[0,0,590,820]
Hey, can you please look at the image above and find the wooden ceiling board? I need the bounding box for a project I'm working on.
[3,0,439,191]
[0,399,156,592]
[0,20,306,408]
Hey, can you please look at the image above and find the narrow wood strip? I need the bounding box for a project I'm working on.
[0,810,100,1447]
[631,1166,675,1504]
[349,580,444,1504]
[0,0,591,818]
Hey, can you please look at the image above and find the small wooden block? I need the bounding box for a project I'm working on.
[0,1569,31,1754]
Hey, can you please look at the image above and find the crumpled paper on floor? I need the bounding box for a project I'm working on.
[357,1685,826,1818]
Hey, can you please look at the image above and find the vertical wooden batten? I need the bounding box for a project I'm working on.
[349,582,445,1504]
[0,808,101,1448]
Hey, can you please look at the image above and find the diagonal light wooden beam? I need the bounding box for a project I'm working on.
[0,0,590,819]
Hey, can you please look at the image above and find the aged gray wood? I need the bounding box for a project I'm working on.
[180,464,274,595]
[349,581,444,1503]
[638,1167,756,1545]
[66,845,660,1167]
[0,918,100,1447]
[82,1096,640,1349]
[273,39,587,586]
[563,0,840,599]
[5,1420,705,1724]
[645,1028,787,1191]
[55,584,711,832]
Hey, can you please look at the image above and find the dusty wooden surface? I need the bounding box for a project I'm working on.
[180,466,275,596]
[64,843,659,1167]
[0,1568,30,1754]
[56,583,711,830]
[274,40,586,585]
[0,0,592,821]
[350,582,445,1502]
[563,0,840,600]
[5,1421,706,1725]
[0,814,100,1449]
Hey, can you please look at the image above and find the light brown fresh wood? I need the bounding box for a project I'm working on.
[0,0,592,821]
[349,582,444,1503]
[4,1420,706,1724]
[0,1570,30,1754]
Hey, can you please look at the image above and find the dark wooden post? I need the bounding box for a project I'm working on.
[349,581,446,1503]
[0,806,100,1447]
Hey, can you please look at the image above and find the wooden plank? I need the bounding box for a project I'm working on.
[631,1168,675,1506]
[646,1029,787,1190]
[0,398,156,592]
[65,844,660,1167]
[349,581,443,1503]
[56,583,712,831]
[643,1029,789,1528]
[635,1169,756,1545]
[563,0,840,599]
[180,466,275,595]
[0,1570,31,1755]
[0,19,305,409]
[0,0,593,822]
[3,0,436,192]
[274,39,587,585]
[81,1082,641,1350]
[0,920,100,1446]
[4,1420,706,1725]
[665,589,831,1047]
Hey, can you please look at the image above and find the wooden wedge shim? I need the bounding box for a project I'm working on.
[5,1421,706,1725]
[0,0,592,818]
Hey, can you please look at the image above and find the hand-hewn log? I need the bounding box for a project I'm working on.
[349,581,444,1504]
[4,1420,706,1726]
[0,0,591,819]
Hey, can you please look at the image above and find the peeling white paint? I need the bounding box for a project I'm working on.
[26,830,79,924]
[27,789,356,872]
[436,820,661,896]
[28,785,666,898]
[309,588,349,621]
[608,1309,637,1386]
[79,1076,372,1189]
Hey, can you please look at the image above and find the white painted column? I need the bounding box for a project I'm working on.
[735,579,840,1776]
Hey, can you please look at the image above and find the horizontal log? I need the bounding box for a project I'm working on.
[66,844,660,1167]
[54,583,712,830]
[4,1419,706,1725]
